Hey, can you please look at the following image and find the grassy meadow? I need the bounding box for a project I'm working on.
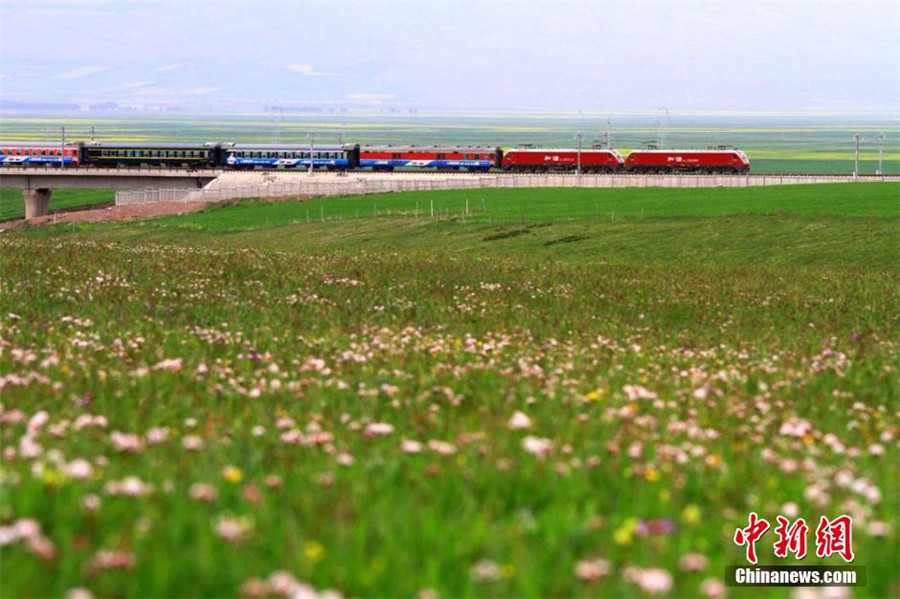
[1,182,898,598]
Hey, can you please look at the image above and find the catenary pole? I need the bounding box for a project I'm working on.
[575,132,583,178]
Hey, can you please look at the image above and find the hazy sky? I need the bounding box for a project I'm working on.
[1,0,898,111]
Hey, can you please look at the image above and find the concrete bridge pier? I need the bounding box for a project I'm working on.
[24,189,52,220]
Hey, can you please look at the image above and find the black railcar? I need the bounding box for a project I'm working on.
[82,142,220,168]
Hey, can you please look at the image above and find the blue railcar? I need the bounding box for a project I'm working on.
[222,143,360,170]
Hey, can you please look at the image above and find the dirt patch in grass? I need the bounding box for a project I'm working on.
[0,201,210,230]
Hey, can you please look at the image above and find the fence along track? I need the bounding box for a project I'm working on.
[115,173,900,206]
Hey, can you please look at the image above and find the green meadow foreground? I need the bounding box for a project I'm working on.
[1,184,898,598]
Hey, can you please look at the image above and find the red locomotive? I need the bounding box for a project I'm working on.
[624,149,749,173]
[501,148,623,172]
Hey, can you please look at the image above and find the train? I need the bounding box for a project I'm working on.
[0,140,750,173]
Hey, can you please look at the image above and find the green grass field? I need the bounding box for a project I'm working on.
[1,183,898,598]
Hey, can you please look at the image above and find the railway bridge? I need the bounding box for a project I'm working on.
[0,167,221,218]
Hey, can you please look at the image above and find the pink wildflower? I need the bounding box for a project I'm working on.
[189,483,218,502]
[401,439,423,454]
[364,422,394,437]
[110,432,144,453]
[679,553,710,572]
[508,411,532,430]
[700,578,727,599]
[64,459,93,480]
[214,515,252,543]
[428,440,457,456]
[522,436,553,458]
[470,559,501,582]
[182,435,204,451]
[623,385,658,400]
[152,358,183,372]
[27,410,49,431]
[87,550,134,573]
[105,476,153,497]
[574,558,612,581]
